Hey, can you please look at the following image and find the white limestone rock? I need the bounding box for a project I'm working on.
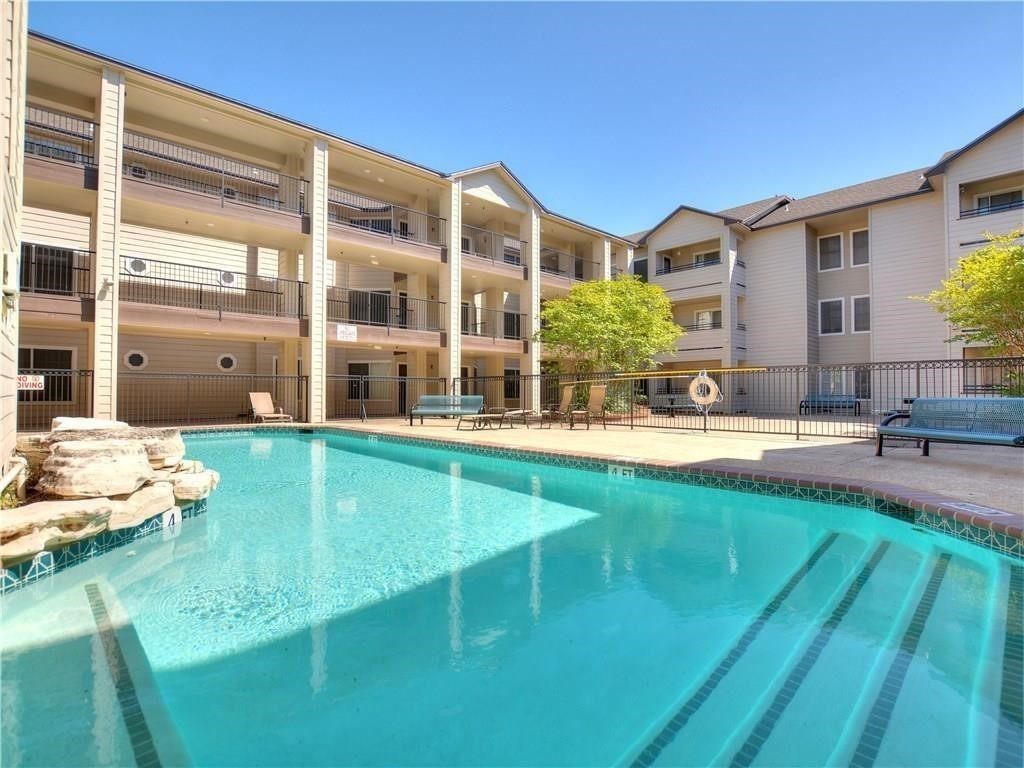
[169,469,221,501]
[51,417,131,432]
[0,498,112,567]
[37,440,154,499]
[108,482,176,531]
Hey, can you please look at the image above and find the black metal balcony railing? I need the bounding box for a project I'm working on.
[655,257,722,276]
[959,198,1024,219]
[680,320,724,332]
[122,130,307,215]
[461,306,526,341]
[539,247,599,281]
[120,256,306,318]
[24,105,96,166]
[326,287,445,332]
[736,322,748,331]
[19,243,93,297]
[327,186,446,248]
[461,225,525,267]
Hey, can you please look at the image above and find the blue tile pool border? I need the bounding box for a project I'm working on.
[0,499,206,595]
[182,423,1022,559]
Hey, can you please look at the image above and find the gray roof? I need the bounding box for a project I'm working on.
[748,168,931,228]
[715,195,791,226]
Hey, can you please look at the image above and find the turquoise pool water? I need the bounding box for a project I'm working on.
[1,430,1020,767]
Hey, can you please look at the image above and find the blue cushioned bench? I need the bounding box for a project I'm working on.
[876,397,1024,456]
[800,393,861,415]
[409,395,484,426]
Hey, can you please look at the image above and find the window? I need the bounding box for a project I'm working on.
[503,311,522,340]
[20,243,75,295]
[852,296,871,333]
[818,234,843,271]
[816,367,871,399]
[855,368,872,399]
[347,361,391,400]
[123,350,149,370]
[659,255,673,274]
[694,250,720,266]
[217,353,238,372]
[503,368,521,400]
[694,309,722,329]
[18,347,74,402]
[632,258,648,282]
[851,230,869,267]
[976,189,1022,214]
[819,298,844,335]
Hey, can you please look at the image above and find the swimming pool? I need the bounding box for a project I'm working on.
[1,429,1020,766]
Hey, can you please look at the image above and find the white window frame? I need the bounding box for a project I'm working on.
[692,248,720,266]
[216,353,238,372]
[850,229,870,268]
[851,295,871,334]
[123,349,149,370]
[817,233,844,272]
[818,298,845,336]
[973,186,1023,210]
[694,309,722,328]
[349,359,393,401]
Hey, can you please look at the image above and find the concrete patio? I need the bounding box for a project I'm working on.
[336,418,1024,514]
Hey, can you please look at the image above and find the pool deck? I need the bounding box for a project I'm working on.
[328,418,1024,520]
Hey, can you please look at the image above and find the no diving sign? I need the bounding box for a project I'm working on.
[17,374,45,391]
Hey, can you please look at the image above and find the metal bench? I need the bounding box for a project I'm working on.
[800,393,861,415]
[876,397,1024,456]
[409,394,484,426]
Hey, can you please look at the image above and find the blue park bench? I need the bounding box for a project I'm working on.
[799,393,861,415]
[875,397,1024,456]
[409,395,484,426]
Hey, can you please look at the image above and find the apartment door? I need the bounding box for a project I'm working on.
[398,363,408,415]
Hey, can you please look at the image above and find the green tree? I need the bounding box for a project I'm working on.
[536,275,683,372]
[919,229,1024,356]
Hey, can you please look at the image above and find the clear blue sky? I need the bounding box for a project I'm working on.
[29,2,1024,236]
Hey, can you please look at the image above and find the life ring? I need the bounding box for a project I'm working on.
[689,375,720,407]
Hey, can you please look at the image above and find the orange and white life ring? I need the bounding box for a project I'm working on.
[689,374,720,407]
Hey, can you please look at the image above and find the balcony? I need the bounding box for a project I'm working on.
[20,243,93,297]
[540,247,598,282]
[959,198,1024,219]
[656,256,721,276]
[122,130,307,217]
[680,319,723,332]
[326,287,445,332]
[24,105,96,167]
[461,306,527,344]
[327,186,446,250]
[119,256,306,322]
[462,225,526,272]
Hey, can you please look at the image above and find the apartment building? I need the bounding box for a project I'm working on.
[629,109,1024,385]
[12,32,632,429]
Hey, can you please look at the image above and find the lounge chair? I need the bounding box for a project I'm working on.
[410,394,484,426]
[570,384,607,430]
[249,392,294,422]
[539,385,574,429]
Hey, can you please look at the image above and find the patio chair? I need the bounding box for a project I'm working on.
[570,384,607,430]
[249,392,294,423]
[539,385,574,429]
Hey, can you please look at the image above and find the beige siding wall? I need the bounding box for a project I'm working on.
[20,326,90,364]
[804,225,819,364]
[742,223,808,365]
[118,333,259,374]
[814,227,871,364]
[460,169,528,213]
[22,206,92,249]
[2,0,27,471]
[869,194,948,361]
[121,223,278,276]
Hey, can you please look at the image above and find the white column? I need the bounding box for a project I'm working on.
[523,206,542,407]
[303,138,329,422]
[722,229,739,368]
[91,68,126,420]
[439,179,462,391]
[594,238,611,280]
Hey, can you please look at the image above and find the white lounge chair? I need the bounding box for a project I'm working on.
[249,392,293,422]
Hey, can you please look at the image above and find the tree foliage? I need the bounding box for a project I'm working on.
[536,275,683,372]
[919,229,1024,356]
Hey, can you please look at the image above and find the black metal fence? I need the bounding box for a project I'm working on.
[326,376,447,419]
[16,369,94,432]
[122,130,308,215]
[120,256,306,318]
[460,306,526,341]
[24,104,96,166]
[118,373,308,426]
[326,287,444,331]
[461,224,524,266]
[655,256,722,276]
[539,247,599,281]
[20,243,93,297]
[327,186,447,248]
